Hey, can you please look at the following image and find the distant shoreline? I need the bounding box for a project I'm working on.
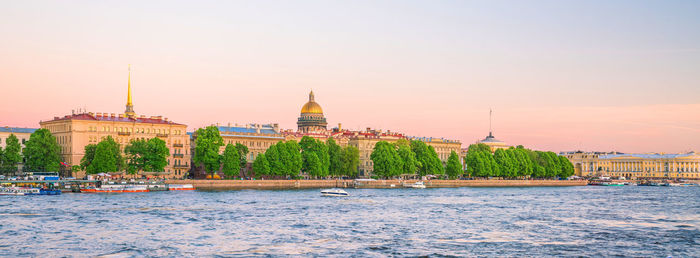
[165,179,588,190]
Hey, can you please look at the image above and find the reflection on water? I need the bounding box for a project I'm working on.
[1,187,699,256]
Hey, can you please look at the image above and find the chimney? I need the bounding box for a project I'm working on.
[273,123,279,133]
[338,123,342,131]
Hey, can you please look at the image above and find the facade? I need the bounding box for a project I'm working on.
[0,126,37,172]
[297,91,327,132]
[190,123,284,178]
[39,68,190,179]
[561,151,700,179]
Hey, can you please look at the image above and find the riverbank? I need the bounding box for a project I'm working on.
[164,179,588,190]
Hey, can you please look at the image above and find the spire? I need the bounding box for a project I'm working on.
[125,64,135,117]
[309,90,315,102]
[488,108,493,137]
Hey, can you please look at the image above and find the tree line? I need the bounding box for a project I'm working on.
[370,139,463,179]
[78,136,170,175]
[465,144,574,179]
[193,126,360,179]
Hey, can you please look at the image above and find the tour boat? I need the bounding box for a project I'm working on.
[0,187,41,196]
[82,184,149,193]
[405,181,427,189]
[321,188,349,197]
[168,184,195,191]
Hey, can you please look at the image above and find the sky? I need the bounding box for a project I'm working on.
[1,0,699,153]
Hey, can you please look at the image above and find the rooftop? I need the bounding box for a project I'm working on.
[43,112,184,125]
[0,127,38,134]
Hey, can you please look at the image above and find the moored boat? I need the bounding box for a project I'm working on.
[168,184,195,191]
[405,181,426,189]
[321,188,349,197]
[81,184,149,193]
[0,187,41,196]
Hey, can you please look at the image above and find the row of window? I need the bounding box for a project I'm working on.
[88,126,184,135]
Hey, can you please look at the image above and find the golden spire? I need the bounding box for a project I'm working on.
[309,90,315,102]
[125,64,135,117]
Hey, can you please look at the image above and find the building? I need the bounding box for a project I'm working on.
[0,126,37,172]
[40,67,190,178]
[561,151,700,179]
[477,132,510,152]
[189,123,284,178]
[297,91,327,132]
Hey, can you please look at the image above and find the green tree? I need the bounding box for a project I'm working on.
[410,140,443,176]
[23,128,61,172]
[2,134,22,173]
[80,144,97,171]
[193,126,224,178]
[284,140,303,177]
[145,137,169,172]
[557,155,575,178]
[124,139,149,174]
[397,144,418,176]
[341,146,360,177]
[265,144,282,176]
[327,137,343,177]
[235,143,249,169]
[370,141,402,178]
[87,136,122,174]
[445,151,462,179]
[253,153,270,177]
[300,136,329,177]
[303,151,323,177]
[221,144,240,178]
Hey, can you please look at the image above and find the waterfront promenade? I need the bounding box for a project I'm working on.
[165,179,587,190]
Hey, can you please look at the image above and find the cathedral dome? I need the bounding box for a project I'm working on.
[300,91,323,114]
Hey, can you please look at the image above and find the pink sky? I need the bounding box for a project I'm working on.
[1,1,698,153]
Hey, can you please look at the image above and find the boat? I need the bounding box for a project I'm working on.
[321,188,349,197]
[168,184,195,191]
[0,187,41,195]
[81,184,149,193]
[39,188,62,195]
[405,181,426,189]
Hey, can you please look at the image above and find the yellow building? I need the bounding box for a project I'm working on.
[40,67,190,179]
[561,151,700,179]
[0,127,37,172]
[477,132,510,152]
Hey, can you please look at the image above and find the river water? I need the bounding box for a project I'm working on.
[1,186,699,257]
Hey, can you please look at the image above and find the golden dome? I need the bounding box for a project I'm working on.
[300,91,324,114]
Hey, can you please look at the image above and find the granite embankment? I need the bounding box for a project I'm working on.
[165,179,588,190]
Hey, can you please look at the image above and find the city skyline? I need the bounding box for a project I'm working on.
[2,1,699,153]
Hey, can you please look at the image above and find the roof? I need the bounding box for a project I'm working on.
[0,127,38,134]
[217,125,280,135]
[43,113,184,125]
[600,152,698,159]
[480,132,503,143]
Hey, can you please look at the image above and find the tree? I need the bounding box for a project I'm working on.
[23,128,61,172]
[265,144,282,176]
[221,144,240,178]
[410,140,442,176]
[327,137,343,177]
[397,144,418,176]
[2,134,22,173]
[80,144,97,171]
[300,136,329,177]
[253,153,270,177]
[285,140,303,177]
[557,155,575,178]
[341,146,360,177]
[446,151,462,179]
[124,139,148,174]
[193,126,224,178]
[235,143,249,169]
[87,136,123,174]
[303,151,322,177]
[145,137,169,172]
[370,141,402,178]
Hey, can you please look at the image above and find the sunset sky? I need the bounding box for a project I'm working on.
[1,1,698,153]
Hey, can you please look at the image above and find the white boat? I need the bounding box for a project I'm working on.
[168,184,195,191]
[0,187,41,196]
[405,181,426,189]
[321,188,349,197]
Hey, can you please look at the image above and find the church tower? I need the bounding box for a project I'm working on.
[124,65,135,117]
[297,91,327,132]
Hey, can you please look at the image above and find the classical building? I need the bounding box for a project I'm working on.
[0,126,37,172]
[40,67,190,179]
[297,91,327,132]
[561,151,700,179]
[189,123,284,178]
[478,132,510,152]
